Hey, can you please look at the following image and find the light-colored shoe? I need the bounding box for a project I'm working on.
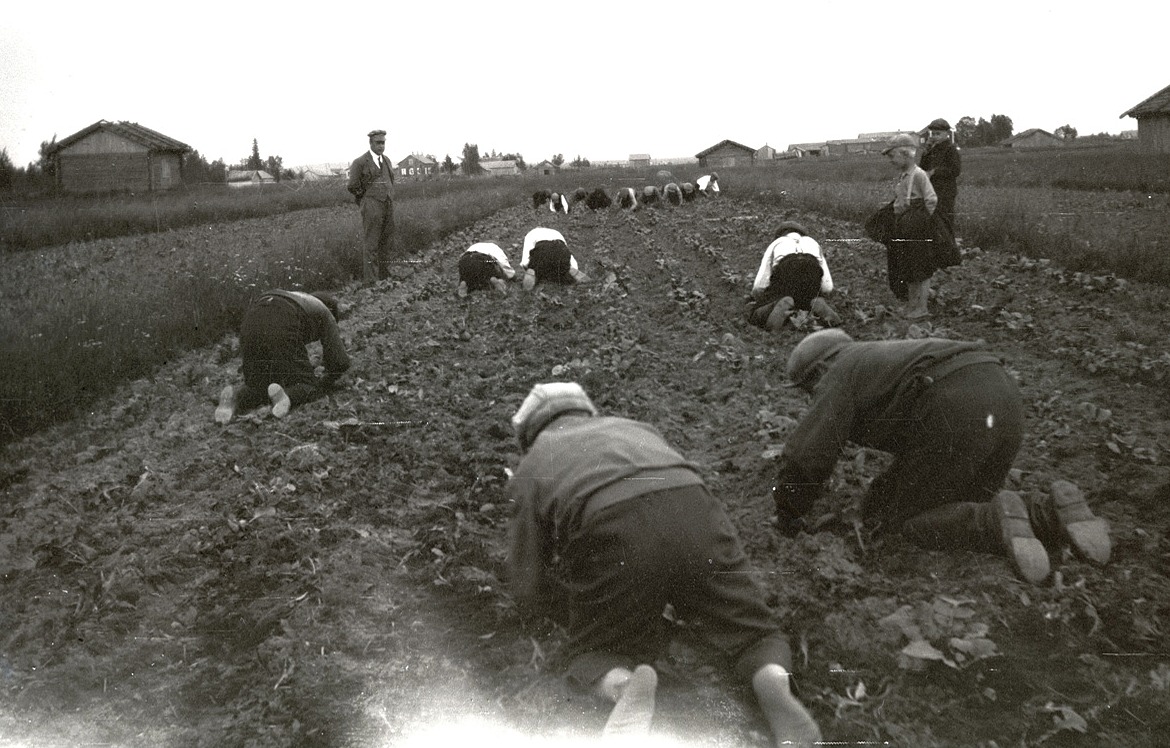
[994,490,1050,584]
[752,664,822,748]
[602,665,657,740]
[1049,480,1111,564]
[489,277,508,296]
[766,296,795,332]
[522,270,536,291]
[268,383,291,419]
[214,385,236,425]
[457,280,468,298]
[810,297,843,327]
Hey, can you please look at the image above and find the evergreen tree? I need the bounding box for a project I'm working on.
[461,143,482,176]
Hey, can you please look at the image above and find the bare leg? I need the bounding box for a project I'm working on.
[599,665,657,740]
[904,279,931,319]
[752,664,821,747]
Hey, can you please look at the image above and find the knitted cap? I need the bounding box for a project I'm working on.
[511,382,598,451]
[785,330,853,387]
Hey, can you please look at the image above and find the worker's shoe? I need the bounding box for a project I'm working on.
[1032,480,1111,565]
[489,277,508,296]
[601,664,657,740]
[268,383,291,419]
[457,280,468,298]
[810,297,843,327]
[522,270,536,291]
[752,664,822,748]
[766,296,795,332]
[214,386,236,425]
[993,490,1050,584]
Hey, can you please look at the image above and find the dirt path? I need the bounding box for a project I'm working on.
[2,194,1168,746]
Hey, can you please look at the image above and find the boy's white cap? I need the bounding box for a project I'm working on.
[511,382,598,450]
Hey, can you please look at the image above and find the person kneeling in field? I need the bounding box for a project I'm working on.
[215,290,350,424]
[771,330,1112,584]
[457,242,516,298]
[506,382,822,745]
[680,182,698,202]
[746,221,841,331]
[519,227,589,290]
[641,184,661,206]
[696,172,720,196]
[615,187,637,210]
[663,182,683,206]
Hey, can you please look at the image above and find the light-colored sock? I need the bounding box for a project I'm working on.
[752,664,822,747]
[268,383,291,419]
[601,665,657,740]
[214,385,236,425]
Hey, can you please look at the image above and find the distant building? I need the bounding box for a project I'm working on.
[396,154,436,180]
[226,170,277,187]
[695,139,756,168]
[300,164,347,181]
[1000,128,1064,149]
[786,142,826,157]
[1120,82,1170,153]
[479,159,521,177]
[533,160,558,175]
[48,119,190,193]
[628,153,651,167]
[755,143,777,161]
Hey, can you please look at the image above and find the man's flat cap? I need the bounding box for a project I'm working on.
[368,129,387,138]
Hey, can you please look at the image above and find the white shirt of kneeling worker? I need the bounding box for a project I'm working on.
[520,227,579,272]
[465,242,517,279]
[752,231,834,296]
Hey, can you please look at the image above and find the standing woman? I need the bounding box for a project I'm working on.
[881,134,938,320]
[919,118,962,236]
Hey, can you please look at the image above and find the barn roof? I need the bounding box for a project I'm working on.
[479,159,518,169]
[51,120,190,153]
[694,139,756,158]
[397,154,437,166]
[1000,128,1060,145]
[1120,83,1170,118]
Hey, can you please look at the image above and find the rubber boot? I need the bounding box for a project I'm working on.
[899,493,1050,584]
[1028,480,1111,564]
[766,296,795,332]
[809,296,843,327]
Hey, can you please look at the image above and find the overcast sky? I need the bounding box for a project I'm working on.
[2,1,1167,170]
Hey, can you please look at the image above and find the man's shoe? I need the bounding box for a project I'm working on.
[765,296,794,332]
[994,491,1050,584]
[522,270,536,291]
[268,383,291,419]
[810,297,842,326]
[457,280,468,298]
[1049,480,1111,564]
[602,665,657,739]
[489,277,508,296]
[214,386,236,425]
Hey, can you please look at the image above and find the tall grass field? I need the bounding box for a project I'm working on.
[2,146,1168,444]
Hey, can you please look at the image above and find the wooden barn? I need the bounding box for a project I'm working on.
[533,160,558,175]
[695,140,756,168]
[395,154,436,180]
[1000,128,1064,149]
[49,120,190,193]
[226,170,276,187]
[628,153,651,168]
[479,159,520,177]
[1120,83,1170,153]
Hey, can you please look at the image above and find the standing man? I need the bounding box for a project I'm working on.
[347,129,396,284]
[507,382,822,745]
[919,118,961,236]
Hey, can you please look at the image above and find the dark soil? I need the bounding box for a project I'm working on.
[2,193,1168,747]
